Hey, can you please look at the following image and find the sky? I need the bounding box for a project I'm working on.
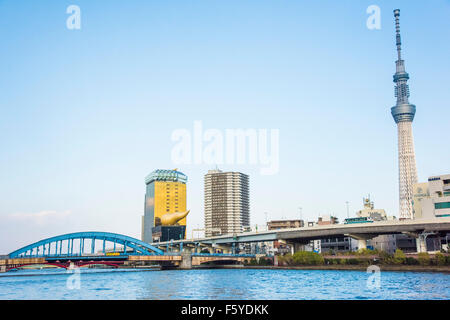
[0,0,449,253]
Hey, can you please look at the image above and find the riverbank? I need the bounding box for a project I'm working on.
[233,265,450,273]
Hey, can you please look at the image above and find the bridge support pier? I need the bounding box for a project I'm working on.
[402,231,434,253]
[416,237,427,253]
[287,241,310,254]
[357,239,367,250]
[180,252,192,269]
[347,234,374,251]
[416,232,436,253]
[0,266,5,273]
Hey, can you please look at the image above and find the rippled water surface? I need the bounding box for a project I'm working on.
[1,268,449,300]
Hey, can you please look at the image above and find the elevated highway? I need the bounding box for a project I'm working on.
[152,217,450,252]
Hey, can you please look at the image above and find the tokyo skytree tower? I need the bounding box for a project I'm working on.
[390,9,418,220]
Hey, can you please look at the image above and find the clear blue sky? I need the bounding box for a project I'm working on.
[1,0,449,253]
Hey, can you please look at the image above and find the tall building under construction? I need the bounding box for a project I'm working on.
[204,169,249,237]
[142,169,187,243]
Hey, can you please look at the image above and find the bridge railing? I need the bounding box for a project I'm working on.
[192,253,255,257]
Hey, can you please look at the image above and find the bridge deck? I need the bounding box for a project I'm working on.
[152,217,450,246]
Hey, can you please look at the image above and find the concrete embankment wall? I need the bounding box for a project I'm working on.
[235,265,450,273]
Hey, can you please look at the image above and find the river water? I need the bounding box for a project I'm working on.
[0,268,449,300]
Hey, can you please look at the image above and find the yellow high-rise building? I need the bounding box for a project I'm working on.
[142,169,187,243]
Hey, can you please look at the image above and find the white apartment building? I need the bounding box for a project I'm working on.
[413,174,450,219]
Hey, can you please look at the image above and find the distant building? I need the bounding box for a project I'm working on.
[409,174,450,252]
[265,220,304,254]
[204,169,249,237]
[356,197,387,221]
[317,199,396,253]
[142,169,188,243]
[413,174,450,219]
[370,234,398,254]
[320,236,354,253]
[267,219,304,230]
[304,217,346,253]
[412,182,430,219]
[307,221,316,227]
[152,225,186,242]
[317,215,339,225]
[309,217,353,253]
[352,197,396,253]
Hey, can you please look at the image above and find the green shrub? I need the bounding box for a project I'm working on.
[292,251,324,265]
[360,258,372,266]
[346,258,360,265]
[405,257,419,265]
[393,249,406,265]
[417,252,430,266]
[379,251,394,265]
[356,248,378,256]
[446,255,450,265]
[327,258,338,265]
[435,252,446,266]
[278,254,293,266]
[260,258,273,266]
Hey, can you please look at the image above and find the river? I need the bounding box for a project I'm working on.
[0,268,449,300]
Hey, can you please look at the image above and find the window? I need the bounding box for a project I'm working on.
[435,202,450,209]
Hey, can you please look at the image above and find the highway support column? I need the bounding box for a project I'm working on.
[416,232,435,253]
[347,234,374,251]
[416,236,427,253]
[402,231,433,253]
[288,240,310,254]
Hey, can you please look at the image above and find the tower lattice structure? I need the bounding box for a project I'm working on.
[390,9,418,220]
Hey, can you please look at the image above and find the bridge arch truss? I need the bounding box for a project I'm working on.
[8,231,164,258]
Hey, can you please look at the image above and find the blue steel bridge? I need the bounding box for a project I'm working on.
[8,231,165,258]
[1,231,254,272]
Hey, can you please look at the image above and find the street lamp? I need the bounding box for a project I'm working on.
[264,212,268,230]
[346,201,350,219]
